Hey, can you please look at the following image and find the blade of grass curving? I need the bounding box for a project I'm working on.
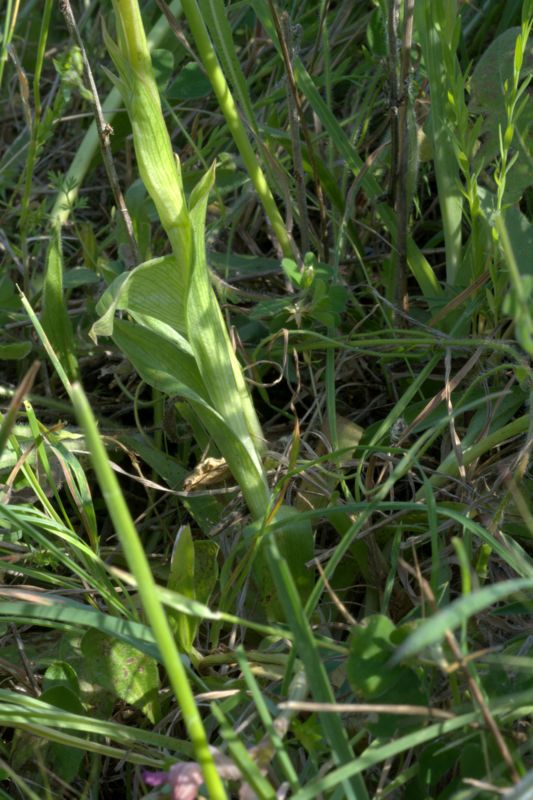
[19,291,72,395]
[265,533,369,800]
[417,412,530,495]
[390,577,533,664]
[0,598,159,658]
[22,400,72,525]
[0,721,166,768]
[289,703,521,800]
[0,505,125,614]
[0,689,193,756]
[47,439,99,551]
[70,382,228,799]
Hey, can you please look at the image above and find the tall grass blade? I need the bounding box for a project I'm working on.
[265,533,370,800]
[70,382,228,799]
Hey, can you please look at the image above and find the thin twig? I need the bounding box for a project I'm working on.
[395,345,485,447]
[315,558,358,626]
[59,0,140,267]
[278,700,454,719]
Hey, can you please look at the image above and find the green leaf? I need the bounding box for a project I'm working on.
[112,318,206,398]
[0,342,32,359]
[347,615,420,701]
[112,321,268,521]
[41,228,79,380]
[90,254,188,341]
[81,629,161,723]
[470,28,533,112]
[252,505,315,622]
[167,62,212,99]
[470,27,533,203]
[168,525,196,655]
[43,661,80,695]
[194,539,219,605]
[151,48,174,89]
[40,685,85,782]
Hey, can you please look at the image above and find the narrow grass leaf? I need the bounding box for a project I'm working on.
[390,577,533,664]
[70,380,227,798]
[235,648,301,790]
[0,599,159,659]
[210,704,277,799]
[265,534,369,800]
[0,686,192,753]
[41,228,79,380]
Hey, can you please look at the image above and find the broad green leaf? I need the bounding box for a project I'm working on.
[112,320,268,519]
[167,62,212,99]
[90,254,187,341]
[168,525,196,655]
[40,685,85,782]
[187,164,266,468]
[194,539,219,605]
[151,48,174,89]
[0,342,32,359]
[81,629,161,723]
[251,505,314,622]
[470,27,533,112]
[43,662,80,695]
[112,319,206,398]
[347,615,424,734]
[167,531,220,654]
[347,615,398,698]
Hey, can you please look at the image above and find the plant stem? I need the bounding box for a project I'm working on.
[71,383,228,800]
[180,0,294,258]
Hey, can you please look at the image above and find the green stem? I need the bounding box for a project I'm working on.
[180,0,294,258]
[71,383,227,800]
